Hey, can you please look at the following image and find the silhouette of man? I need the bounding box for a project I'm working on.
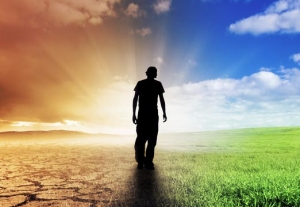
[132,66,167,170]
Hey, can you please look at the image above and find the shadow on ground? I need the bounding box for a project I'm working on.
[123,166,164,207]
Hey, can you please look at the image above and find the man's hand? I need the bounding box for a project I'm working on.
[163,114,167,122]
[132,114,137,124]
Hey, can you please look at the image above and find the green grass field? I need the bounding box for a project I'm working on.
[140,127,300,207]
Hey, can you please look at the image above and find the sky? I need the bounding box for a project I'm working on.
[1,0,300,134]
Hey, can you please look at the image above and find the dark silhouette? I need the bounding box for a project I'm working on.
[132,66,167,170]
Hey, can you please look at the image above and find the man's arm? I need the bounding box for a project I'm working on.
[159,93,167,122]
[132,91,138,124]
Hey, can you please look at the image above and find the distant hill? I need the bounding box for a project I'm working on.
[0,130,94,138]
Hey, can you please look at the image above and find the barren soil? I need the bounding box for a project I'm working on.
[0,135,162,207]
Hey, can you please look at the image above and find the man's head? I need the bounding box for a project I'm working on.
[146,66,157,79]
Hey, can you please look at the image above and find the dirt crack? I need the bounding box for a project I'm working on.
[23,179,43,190]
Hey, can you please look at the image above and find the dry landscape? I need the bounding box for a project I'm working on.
[0,131,151,207]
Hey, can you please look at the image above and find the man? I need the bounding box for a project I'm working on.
[132,66,167,170]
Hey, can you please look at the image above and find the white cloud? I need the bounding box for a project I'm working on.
[266,0,289,13]
[229,0,300,35]
[291,53,300,64]
[245,71,282,89]
[136,28,152,37]
[163,67,300,132]
[153,0,172,14]
[124,3,140,18]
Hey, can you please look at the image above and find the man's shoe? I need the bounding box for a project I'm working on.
[145,163,155,170]
[137,163,144,170]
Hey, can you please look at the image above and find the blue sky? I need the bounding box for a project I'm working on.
[146,0,300,82]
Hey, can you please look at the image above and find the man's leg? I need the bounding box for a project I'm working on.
[145,136,157,167]
[145,115,158,170]
[134,136,146,164]
[134,116,147,169]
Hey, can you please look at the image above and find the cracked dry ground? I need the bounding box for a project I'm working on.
[0,136,158,207]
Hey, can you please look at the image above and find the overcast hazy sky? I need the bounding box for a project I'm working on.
[1,0,300,134]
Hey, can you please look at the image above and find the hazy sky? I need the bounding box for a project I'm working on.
[1,0,300,134]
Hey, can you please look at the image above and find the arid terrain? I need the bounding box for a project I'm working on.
[0,131,156,207]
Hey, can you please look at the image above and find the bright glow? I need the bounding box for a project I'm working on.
[11,121,35,127]
[64,120,80,126]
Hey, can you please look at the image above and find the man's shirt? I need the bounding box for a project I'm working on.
[134,79,165,111]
